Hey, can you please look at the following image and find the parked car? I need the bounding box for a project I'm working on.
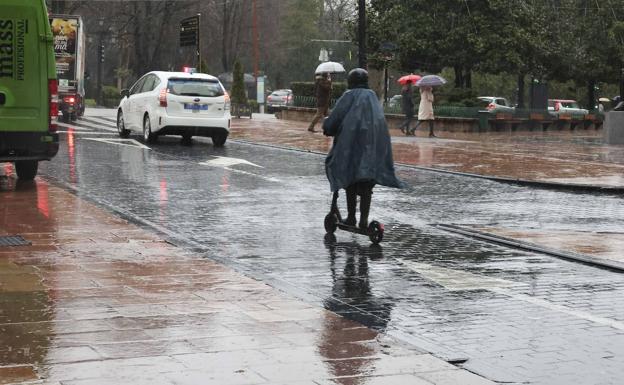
[477,96,515,113]
[548,99,588,116]
[387,94,403,110]
[266,89,293,113]
[117,71,231,146]
[0,0,59,180]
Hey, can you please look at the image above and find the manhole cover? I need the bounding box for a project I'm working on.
[0,235,31,247]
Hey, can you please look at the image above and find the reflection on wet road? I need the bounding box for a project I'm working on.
[27,115,624,384]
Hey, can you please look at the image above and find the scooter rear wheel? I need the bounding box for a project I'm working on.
[368,221,384,244]
[324,213,338,234]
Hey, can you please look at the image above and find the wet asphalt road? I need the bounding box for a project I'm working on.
[40,113,624,384]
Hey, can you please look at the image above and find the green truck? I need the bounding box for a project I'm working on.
[0,0,59,180]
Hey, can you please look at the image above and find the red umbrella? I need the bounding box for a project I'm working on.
[397,74,421,85]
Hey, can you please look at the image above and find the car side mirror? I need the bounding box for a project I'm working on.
[120,89,129,98]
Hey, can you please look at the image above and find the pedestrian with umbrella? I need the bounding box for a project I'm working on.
[308,62,345,133]
[398,79,415,135]
[308,73,332,132]
[397,74,420,136]
[409,75,446,137]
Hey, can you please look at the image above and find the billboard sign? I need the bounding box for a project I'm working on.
[50,17,78,81]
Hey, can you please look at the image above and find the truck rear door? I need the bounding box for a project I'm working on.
[0,0,51,134]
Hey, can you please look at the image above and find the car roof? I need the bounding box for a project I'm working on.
[478,96,505,100]
[149,71,220,81]
[549,99,577,102]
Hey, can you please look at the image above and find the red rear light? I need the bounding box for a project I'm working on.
[159,88,168,107]
[49,79,58,132]
[555,102,560,111]
[487,103,495,111]
[63,95,76,104]
[267,95,273,101]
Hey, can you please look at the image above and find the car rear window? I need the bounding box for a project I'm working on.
[167,78,224,97]
[561,101,579,108]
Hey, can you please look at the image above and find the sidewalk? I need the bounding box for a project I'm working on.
[0,177,495,384]
[231,116,624,270]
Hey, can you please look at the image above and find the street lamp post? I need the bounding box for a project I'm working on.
[380,42,396,105]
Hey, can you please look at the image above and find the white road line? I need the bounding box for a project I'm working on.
[222,166,280,183]
[81,138,151,150]
[57,131,115,135]
[57,120,117,132]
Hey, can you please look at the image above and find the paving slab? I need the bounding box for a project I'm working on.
[0,178,494,384]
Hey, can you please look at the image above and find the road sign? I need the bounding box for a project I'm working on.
[179,15,199,47]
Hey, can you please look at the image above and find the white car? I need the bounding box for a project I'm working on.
[116,71,231,146]
[548,99,588,117]
[477,96,515,113]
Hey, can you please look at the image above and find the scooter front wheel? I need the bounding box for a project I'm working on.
[368,221,384,244]
[324,213,338,234]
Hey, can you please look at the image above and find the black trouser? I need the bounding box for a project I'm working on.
[345,181,375,228]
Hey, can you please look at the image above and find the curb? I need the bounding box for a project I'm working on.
[434,223,624,273]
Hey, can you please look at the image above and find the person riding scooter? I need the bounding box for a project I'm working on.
[322,68,403,229]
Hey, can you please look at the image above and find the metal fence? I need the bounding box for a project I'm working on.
[292,95,604,121]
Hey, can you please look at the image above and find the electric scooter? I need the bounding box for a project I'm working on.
[324,191,384,244]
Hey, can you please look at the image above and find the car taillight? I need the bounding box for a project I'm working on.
[224,92,230,110]
[49,79,58,132]
[487,103,495,111]
[159,88,167,107]
[267,95,273,101]
[555,102,560,111]
[287,94,293,103]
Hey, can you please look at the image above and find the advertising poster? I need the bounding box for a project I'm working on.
[50,18,77,81]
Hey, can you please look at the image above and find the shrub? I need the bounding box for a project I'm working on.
[230,60,247,104]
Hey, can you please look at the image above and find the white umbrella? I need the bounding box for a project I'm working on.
[416,75,447,87]
[315,61,345,74]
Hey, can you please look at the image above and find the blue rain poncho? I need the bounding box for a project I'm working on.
[322,88,403,192]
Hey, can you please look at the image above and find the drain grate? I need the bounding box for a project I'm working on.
[0,235,31,247]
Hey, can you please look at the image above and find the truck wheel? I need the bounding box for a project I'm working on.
[14,161,38,180]
[62,112,70,123]
[70,113,77,122]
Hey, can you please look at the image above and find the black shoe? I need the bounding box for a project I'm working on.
[343,217,356,226]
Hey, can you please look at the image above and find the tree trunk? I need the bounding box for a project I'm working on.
[587,79,596,111]
[517,73,525,109]
[454,66,463,88]
[464,69,472,89]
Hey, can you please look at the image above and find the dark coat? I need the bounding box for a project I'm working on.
[322,88,404,192]
[315,77,332,108]
[401,85,414,117]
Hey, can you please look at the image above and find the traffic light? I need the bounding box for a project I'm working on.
[99,44,104,63]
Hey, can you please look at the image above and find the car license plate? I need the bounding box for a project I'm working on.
[184,103,208,110]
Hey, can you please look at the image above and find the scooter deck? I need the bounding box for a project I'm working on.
[337,222,369,235]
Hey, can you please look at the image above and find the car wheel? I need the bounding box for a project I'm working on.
[14,160,38,180]
[212,134,227,147]
[117,110,130,138]
[181,134,192,146]
[143,115,157,143]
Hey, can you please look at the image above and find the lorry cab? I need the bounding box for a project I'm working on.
[0,0,59,180]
